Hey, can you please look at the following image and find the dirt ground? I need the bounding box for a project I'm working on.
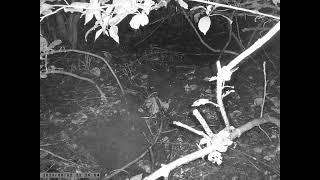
[40,44,280,180]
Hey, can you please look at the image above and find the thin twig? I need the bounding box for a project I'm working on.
[231,32,259,65]
[134,19,165,47]
[40,143,61,147]
[243,27,271,32]
[262,47,278,72]
[260,62,267,118]
[247,158,262,172]
[217,12,235,63]
[235,15,243,48]
[40,148,84,168]
[41,48,125,95]
[45,69,107,102]
[259,61,271,142]
[247,19,267,47]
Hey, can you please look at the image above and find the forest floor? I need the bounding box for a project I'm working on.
[40,43,280,180]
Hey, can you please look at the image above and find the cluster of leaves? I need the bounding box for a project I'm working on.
[40,0,175,44]
[40,0,279,47]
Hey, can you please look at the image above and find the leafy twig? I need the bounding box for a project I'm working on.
[181,8,239,56]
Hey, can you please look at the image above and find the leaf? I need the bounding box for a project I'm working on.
[145,97,160,115]
[90,67,101,77]
[272,0,280,6]
[229,110,242,119]
[114,0,134,15]
[198,16,211,35]
[190,6,205,11]
[156,0,168,8]
[253,147,263,154]
[105,5,114,15]
[253,97,263,106]
[100,15,110,30]
[208,151,222,165]
[40,3,53,15]
[40,36,48,52]
[194,13,201,23]
[47,39,62,49]
[94,10,102,21]
[85,10,101,25]
[176,0,188,9]
[95,28,103,40]
[99,7,115,29]
[206,5,214,15]
[129,13,149,29]
[140,0,155,14]
[40,73,47,79]
[158,98,171,111]
[192,98,217,107]
[84,0,101,24]
[109,25,119,43]
[129,173,143,180]
[85,10,95,25]
[184,84,198,92]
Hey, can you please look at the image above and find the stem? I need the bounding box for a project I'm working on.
[217,12,235,63]
[216,63,230,128]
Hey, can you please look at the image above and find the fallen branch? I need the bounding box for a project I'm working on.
[143,114,279,180]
